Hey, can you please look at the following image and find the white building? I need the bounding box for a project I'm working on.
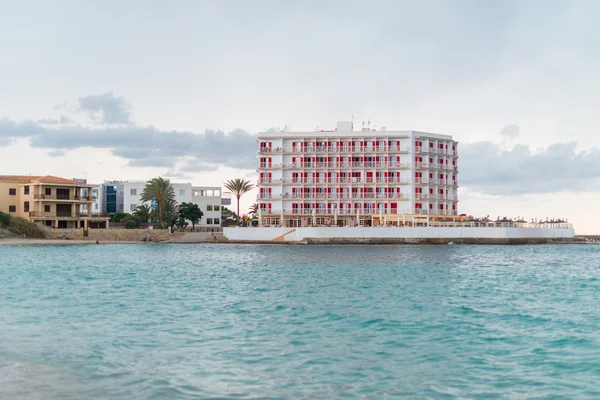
[191,186,223,228]
[99,180,226,228]
[257,121,459,227]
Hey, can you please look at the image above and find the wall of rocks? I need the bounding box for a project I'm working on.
[51,229,171,242]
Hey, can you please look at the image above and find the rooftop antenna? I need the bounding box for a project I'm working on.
[362,120,365,129]
[368,119,371,129]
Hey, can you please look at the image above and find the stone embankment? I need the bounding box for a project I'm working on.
[51,229,171,242]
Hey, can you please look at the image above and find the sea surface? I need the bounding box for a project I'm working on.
[1,244,599,399]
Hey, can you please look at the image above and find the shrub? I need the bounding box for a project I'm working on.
[123,215,141,229]
[7,217,51,239]
[112,212,131,223]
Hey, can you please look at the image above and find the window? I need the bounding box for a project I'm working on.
[130,204,137,211]
[94,203,98,210]
[44,205,51,212]
[214,218,220,225]
[106,185,117,214]
[45,221,52,227]
[130,189,137,195]
[206,218,213,225]
[24,186,30,195]
[214,205,220,211]
[9,188,16,195]
[206,205,213,211]
[45,188,51,195]
[8,205,16,212]
[23,201,29,212]
[179,190,185,196]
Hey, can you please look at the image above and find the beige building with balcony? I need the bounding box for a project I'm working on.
[0,175,110,229]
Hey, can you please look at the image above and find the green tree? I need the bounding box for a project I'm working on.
[175,216,188,231]
[140,177,176,226]
[153,198,179,230]
[0,211,10,227]
[249,203,258,218]
[132,204,152,224]
[123,215,141,229]
[223,178,255,225]
[178,202,203,232]
[111,212,130,223]
[221,207,238,227]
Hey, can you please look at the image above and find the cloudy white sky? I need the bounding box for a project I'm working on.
[1,0,599,233]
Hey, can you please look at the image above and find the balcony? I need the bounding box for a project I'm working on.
[262,207,418,216]
[258,146,410,154]
[33,194,93,202]
[414,209,458,216]
[258,177,409,185]
[30,211,80,219]
[29,211,110,219]
[258,192,409,200]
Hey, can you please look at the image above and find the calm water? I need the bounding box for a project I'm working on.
[1,244,600,399]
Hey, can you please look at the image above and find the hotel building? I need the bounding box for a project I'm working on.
[0,175,110,228]
[257,121,459,227]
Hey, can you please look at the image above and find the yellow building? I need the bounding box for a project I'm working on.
[0,175,110,229]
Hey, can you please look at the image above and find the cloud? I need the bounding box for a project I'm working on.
[47,150,65,157]
[178,158,220,172]
[4,113,600,196]
[77,91,131,125]
[266,125,291,132]
[127,157,174,168]
[460,141,600,195]
[34,115,74,126]
[0,118,257,170]
[36,118,60,125]
[499,124,520,139]
[60,115,74,124]
[163,170,193,181]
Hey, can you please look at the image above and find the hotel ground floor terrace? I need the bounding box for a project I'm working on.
[259,209,463,228]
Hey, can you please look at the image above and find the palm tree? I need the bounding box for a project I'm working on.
[133,204,152,225]
[223,178,255,225]
[140,177,176,225]
[249,203,258,217]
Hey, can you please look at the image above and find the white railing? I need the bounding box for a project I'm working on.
[259,146,410,153]
[278,193,409,200]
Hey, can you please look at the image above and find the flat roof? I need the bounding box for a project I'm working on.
[258,130,454,141]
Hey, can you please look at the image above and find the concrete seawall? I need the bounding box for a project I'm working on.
[224,226,576,244]
[302,237,575,245]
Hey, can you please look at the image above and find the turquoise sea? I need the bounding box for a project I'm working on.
[1,244,600,399]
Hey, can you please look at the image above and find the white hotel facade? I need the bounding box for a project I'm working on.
[257,121,459,227]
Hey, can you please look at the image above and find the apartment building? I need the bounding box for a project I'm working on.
[191,186,224,227]
[100,181,229,228]
[0,175,110,228]
[257,121,459,227]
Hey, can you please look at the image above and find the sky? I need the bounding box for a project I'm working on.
[1,0,599,233]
